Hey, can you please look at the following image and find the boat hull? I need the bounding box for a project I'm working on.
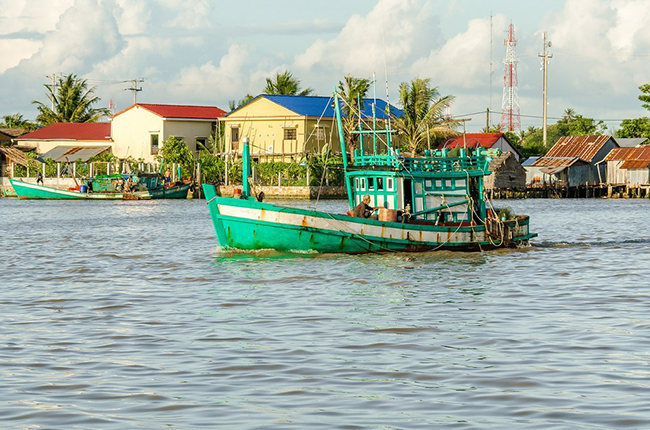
[10,179,151,200]
[203,184,535,254]
[149,183,192,199]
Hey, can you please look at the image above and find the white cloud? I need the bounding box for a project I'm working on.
[27,0,124,72]
[545,0,650,95]
[412,14,508,90]
[0,39,42,73]
[165,44,257,105]
[294,0,442,79]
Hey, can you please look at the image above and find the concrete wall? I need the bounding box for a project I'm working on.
[163,120,215,156]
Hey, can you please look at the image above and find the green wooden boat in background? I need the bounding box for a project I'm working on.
[9,178,151,200]
[203,93,536,254]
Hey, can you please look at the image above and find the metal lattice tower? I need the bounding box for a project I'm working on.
[500,22,520,133]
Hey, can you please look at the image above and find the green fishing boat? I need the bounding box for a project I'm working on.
[203,93,535,253]
[9,178,151,200]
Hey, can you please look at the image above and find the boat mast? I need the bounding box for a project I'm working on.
[242,137,251,198]
[372,70,377,156]
[334,92,354,209]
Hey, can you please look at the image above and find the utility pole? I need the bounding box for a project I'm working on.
[539,32,552,148]
[46,73,58,110]
[489,12,493,122]
[486,108,490,131]
[126,78,144,104]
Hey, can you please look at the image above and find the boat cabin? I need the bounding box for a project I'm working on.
[346,148,490,224]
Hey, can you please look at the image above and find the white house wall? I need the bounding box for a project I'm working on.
[163,120,215,155]
[111,107,163,162]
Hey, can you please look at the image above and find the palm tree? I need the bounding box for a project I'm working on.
[392,78,459,154]
[0,113,36,131]
[228,94,254,111]
[32,74,110,125]
[337,75,371,151]
[263,70,313,96]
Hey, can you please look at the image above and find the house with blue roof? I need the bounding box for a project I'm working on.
[222,94,401,161]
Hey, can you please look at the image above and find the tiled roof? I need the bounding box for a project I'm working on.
[114,103,226,120]
[228,95,403,119]
[441,133,503,149]
[17,122,111,141]
[545,135,613,162]
[604,145,650,169]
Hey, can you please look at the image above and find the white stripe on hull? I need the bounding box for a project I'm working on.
[216,204,517,245]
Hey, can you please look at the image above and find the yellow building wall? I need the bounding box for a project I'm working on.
[222,98,339,160]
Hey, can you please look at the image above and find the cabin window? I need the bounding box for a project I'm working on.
[376,177,384,191]
[387,178,394,191]
[414,182,422,195]
[150,134,159,155]
[231,127,240,151]
[368,177,375,190]
[355,178,359,189]
[360,178,366,190]
[315,126,326,141]
[284,128,297,140]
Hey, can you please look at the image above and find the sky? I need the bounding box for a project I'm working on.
[2,0,650,132]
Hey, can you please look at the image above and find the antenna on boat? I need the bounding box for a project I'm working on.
[380,1,392,146]
[372,70,378,155]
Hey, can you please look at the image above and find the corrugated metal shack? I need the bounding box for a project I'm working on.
[484,152,526,195]
[601,146,650,188]
[526,135,617,188]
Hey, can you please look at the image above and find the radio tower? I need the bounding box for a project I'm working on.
[500,22,520,133]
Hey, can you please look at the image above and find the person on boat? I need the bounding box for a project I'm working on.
[36,171,43,185]
[353,195,378,219]
[164,169,172,183]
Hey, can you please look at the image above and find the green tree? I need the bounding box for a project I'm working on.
[32,74,110,125]
[638,83,650,111]
[159,136,195,179]
[337,75,371,151]
[392,78,459,154]
[228,94,254,111]
[616,117,650,139]
[0,113,36,131]
[263,70,313,96]
[556,110,606,136]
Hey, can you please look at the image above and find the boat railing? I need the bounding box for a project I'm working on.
[352,153,491,173]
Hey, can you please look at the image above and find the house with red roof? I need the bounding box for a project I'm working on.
[440,133,523,161]
[14,123,112,159]
[13,103,227,163]
[111,103,226,162]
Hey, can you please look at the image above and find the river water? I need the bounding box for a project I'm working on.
[1,197,650,428]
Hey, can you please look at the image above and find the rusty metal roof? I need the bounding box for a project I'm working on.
[531,156,584,168]
[621,159,650,169]
[604,146,650,169]
[603,147,636,161]
[545,135,613,162]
